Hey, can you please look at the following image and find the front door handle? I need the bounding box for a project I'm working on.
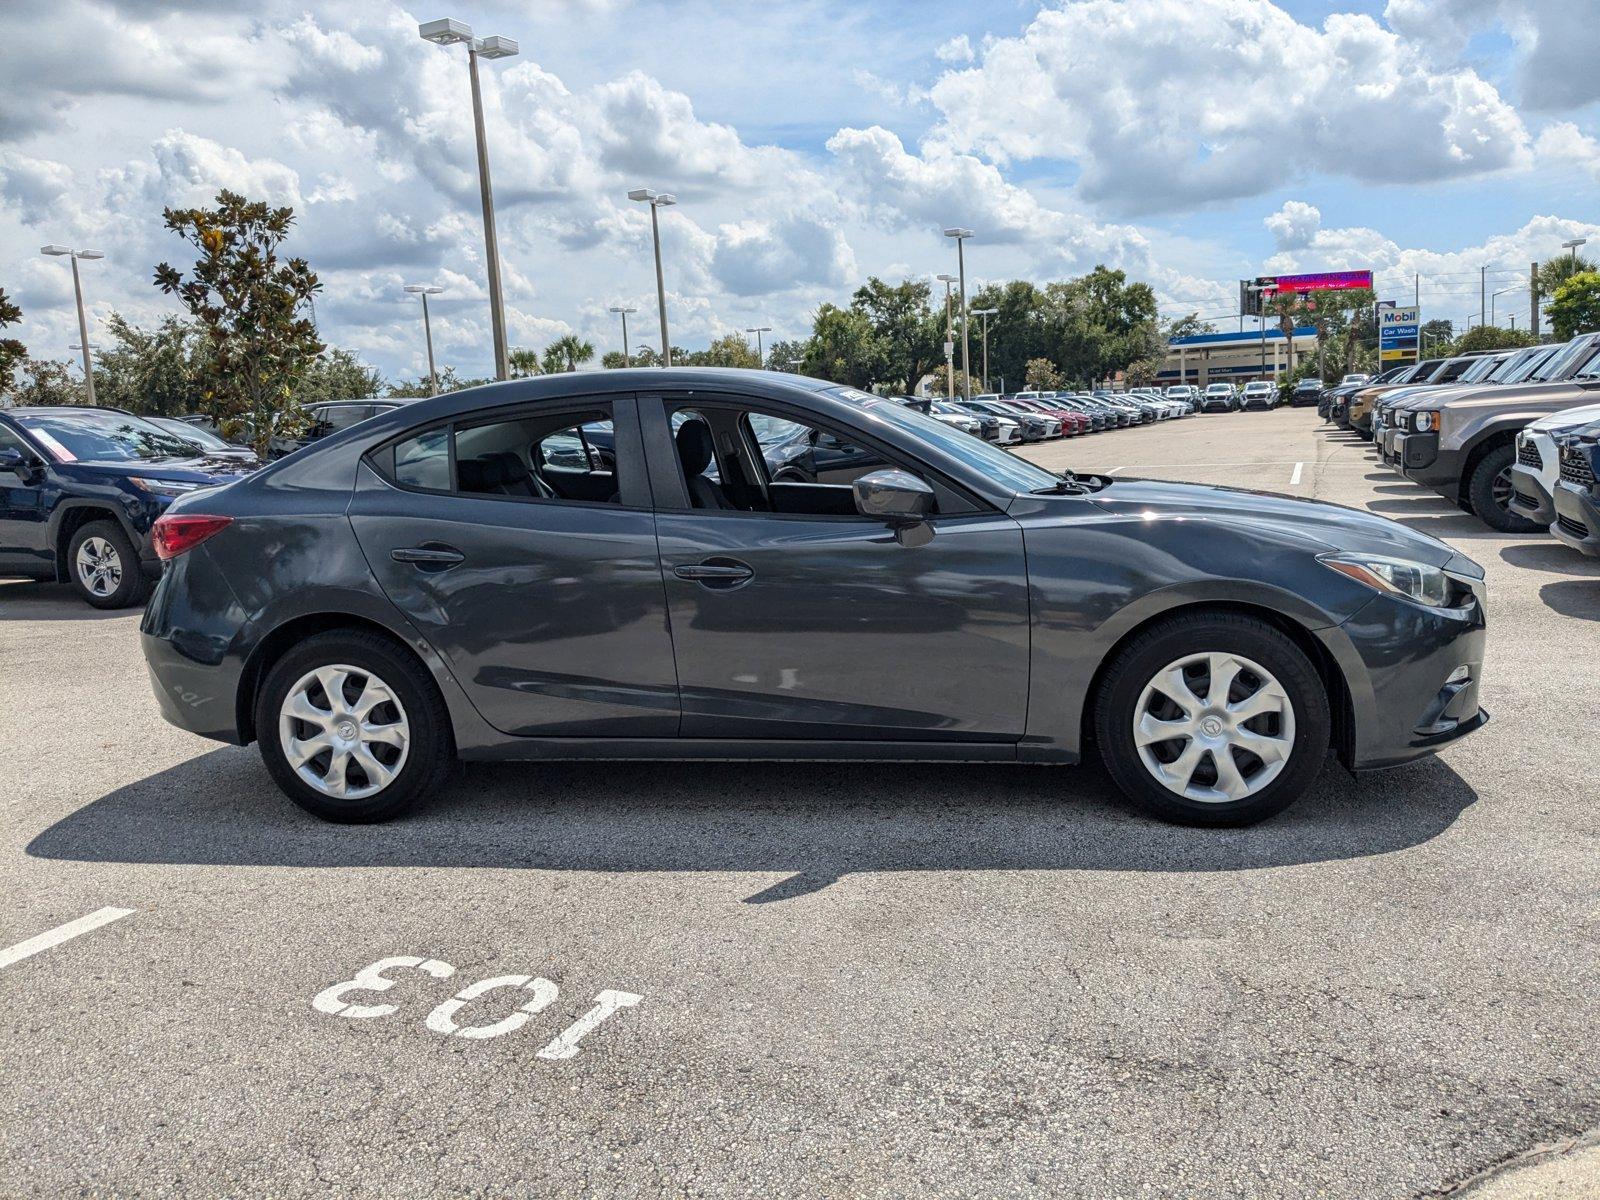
[672,558,754,588]
[392,545,466,570]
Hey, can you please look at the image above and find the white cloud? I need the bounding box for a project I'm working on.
[1264,201,1324,253]
[1533,123,1600,182]
[934,34,974,64]
[926,0,1533,215]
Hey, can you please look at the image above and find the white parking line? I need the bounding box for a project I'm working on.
[0,907,135,970]
[1290,461,1304,485]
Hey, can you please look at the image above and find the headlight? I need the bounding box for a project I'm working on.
[130,477,203,497]
[1319,553,1455,608]
[1413,411,1436,432]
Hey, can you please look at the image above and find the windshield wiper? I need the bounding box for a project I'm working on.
[1034,469,1089,495]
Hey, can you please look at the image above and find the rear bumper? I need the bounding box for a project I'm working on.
[1551,481,1600,556]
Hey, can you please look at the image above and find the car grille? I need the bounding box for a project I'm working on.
[1394,411,1411,431]
[1517,439,1543,470]
[1559,443,1596,487]
[1557,513,1590,540]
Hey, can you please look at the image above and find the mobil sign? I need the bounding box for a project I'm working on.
[1379,305,1420,363]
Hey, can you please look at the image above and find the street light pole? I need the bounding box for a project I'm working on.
[404,284,445,394]
[943,228,974,401]
[1562,237,1587,267]
[970,307,997,393]
[936,274,957,401]
[41,245,104,405]
[629,189,677,367]
[745,326,771,365]
[609,305,638,367]
[419,19,518,382]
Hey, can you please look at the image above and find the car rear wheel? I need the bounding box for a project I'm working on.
[1093,614,1330,826]
[1466,443,1542,533]
[67,520,148,609]
[256,631,454,823]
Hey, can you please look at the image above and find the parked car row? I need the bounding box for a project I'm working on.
[1312,333,1600,551]
[927,388,1195,445]
[1160,377,1344,413]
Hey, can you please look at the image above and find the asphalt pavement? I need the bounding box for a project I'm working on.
[2,406,1596,1198]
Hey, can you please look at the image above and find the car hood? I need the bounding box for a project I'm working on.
[1090,478,1460,568]
[69,456,258,484]
[1529,401,1600,434]
[1413,378,1597,412]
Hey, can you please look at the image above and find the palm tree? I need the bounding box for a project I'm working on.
[508,347,542,378]
[543,334,595,373]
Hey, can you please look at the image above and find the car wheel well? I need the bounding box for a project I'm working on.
[237,614,432,745]
[1456,429,1518,510]
[1082,600,1355,768]
[53,505,124,581]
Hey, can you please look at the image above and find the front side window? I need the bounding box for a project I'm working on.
[13,411,196,464]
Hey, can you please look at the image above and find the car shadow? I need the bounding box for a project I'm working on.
[0,580,142,621]
[28,748,1479,903]
[1500,542,1600,576]
[1537,580,1600,621]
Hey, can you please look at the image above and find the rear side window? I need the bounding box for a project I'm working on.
[393,429,449,491]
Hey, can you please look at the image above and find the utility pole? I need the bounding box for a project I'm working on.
[1531,262,1540,338]
[937,274,957,401]
[1479,265,1486,328]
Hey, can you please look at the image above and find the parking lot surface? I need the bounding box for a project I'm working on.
[2,408,1597,1198]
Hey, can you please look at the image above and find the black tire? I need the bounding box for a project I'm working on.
[66,519,148,609]
[1092,613,1331,827]
[255,630,454,823]
[1466,443,1541,533]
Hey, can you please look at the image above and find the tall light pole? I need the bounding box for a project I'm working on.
[609,305,638,367]
[936,273,957,401]
[419,19,517,382]
[745,325,771,366]
[41,246,104,404]
[1490,286,1519,328]
[943,228,974,400]
[628,188,677,366]
[970,307,998,393]
[403,284,445,395]
[1562,237,1587,267]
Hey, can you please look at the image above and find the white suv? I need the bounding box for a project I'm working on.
[1240,381,1277,411]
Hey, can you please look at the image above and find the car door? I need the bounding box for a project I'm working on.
[641,394,1031,743]
[348,396,679,738]
[0,421,53,575]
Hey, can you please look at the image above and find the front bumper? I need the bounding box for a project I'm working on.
[1396,432,1464,497]
[1321,573,1489,770]
[1508,463,1557,525]
[1551,481,1600,556]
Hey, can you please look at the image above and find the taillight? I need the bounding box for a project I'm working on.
[152,514,233,560]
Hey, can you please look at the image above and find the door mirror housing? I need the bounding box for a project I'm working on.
[0,447,34,476]
[853,469,936,546]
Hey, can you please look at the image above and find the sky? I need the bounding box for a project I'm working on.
[1,0,1597,385]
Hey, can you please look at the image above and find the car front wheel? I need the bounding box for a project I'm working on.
[256,631,454,823]
[1466,443,1542,533]
[67,520,148,609]
[1093,613,1331,826]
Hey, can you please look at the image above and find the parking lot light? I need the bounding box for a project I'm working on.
[403,284,446,395]
[419,18,517,382]
[1562,237,1587,266]
[936,273,958,401]
[40,245,104,405]
[608,305,639,367]
[744,326,771,364]
[943,228,975,401]
[629,190,677,366]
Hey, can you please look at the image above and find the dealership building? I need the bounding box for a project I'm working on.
[1158,325,1319,386]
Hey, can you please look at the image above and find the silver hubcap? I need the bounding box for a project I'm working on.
[278,664,410,800]
[75,537,123,597]
[1133,652,1296,803]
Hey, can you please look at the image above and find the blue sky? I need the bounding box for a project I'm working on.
[1,0,1596,381]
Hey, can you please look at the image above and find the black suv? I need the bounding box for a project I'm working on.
[1290,379,1324,408]
[269,399,414,458]
[0,406,254,608]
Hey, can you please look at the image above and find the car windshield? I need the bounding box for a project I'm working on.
[151,418,231,451]
[1456,356,1504,384]
[841,390,1063,494]
[15,410,197,464]
[1492,348,1551,383]
[1541,337,1598,381]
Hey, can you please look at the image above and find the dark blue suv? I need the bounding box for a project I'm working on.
[0,406,255,608]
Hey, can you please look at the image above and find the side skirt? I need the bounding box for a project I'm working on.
[458,738,1061,764]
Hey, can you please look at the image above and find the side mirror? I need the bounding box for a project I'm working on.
[0,447,32,475]
[853,469,935,547]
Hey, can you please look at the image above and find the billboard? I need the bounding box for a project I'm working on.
[1378,305,1421,365]
[1242,269,1374,315]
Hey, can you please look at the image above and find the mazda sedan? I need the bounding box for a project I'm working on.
[142,369,1488,827]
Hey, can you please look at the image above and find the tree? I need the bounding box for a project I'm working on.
[1548,271,1600,340]
[1449,325,1540,355]
[508,347,542,378]
[1537,254,1596,316]
[764,338,812,372]
[681,334,760,369]
[802,304,883,388]
[295,348,383,405]
[89,312,208,415]
[543,334,595,372]
[1164,313,1216,341]
[1420,318,1454,348]
[386,366,490,397]
[0,287,26,396]
[154,190,323,457]
[851,277,941,394]
[7,358,79,406]
[1024,358,1063,390]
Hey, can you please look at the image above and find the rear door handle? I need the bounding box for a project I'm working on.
[392,545,466,569]
[672,559,754,588]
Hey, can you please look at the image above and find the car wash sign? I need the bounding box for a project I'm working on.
[1379,306,1420,365]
